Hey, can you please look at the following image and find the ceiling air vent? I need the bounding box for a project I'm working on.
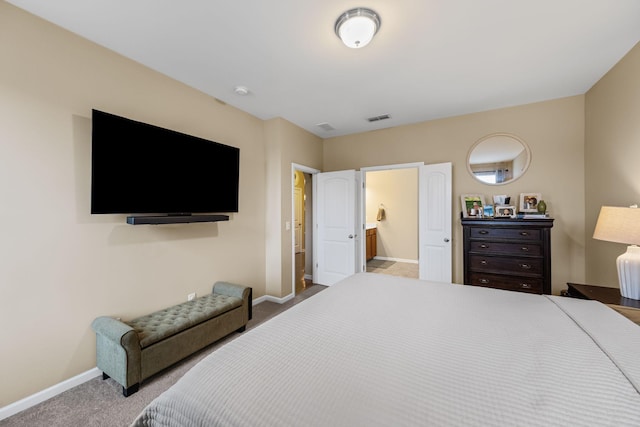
[316,122,336,132]
[367,114,391,122]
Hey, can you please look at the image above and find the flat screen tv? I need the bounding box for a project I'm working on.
[91,109,239,215]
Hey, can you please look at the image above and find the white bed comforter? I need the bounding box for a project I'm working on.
[132,273,640,426]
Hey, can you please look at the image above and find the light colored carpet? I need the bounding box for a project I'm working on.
[0,284,326,427]
[366,259,419,279]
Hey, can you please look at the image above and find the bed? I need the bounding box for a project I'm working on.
[132,273,640,426]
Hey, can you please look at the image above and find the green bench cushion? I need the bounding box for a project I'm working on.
[127,293,242,348]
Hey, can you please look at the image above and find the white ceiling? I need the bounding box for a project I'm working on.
[7,0,640,137]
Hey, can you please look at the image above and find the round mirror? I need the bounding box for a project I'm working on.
[467,133,531,185]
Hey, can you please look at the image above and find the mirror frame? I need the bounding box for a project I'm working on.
[466,132,531,186]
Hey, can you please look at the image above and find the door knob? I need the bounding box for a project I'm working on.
[444,238,450,242]
[348,234,354,239]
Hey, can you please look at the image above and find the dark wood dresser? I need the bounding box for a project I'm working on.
[462,218,554,294]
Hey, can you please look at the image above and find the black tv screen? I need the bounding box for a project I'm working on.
[91,109,239,215]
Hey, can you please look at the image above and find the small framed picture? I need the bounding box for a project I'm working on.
[519,193,542,213]
[496,206,517,218]
[493,195,511,206]
[461,194,486,218]
[483,205,494,217]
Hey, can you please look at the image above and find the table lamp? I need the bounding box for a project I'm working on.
[593,206,640,300]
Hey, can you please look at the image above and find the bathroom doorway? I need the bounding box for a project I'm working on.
[360,162,452,283]
[363,166,419,279]
[292,164,318,295]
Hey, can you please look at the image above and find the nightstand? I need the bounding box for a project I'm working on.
[565,283,640,324]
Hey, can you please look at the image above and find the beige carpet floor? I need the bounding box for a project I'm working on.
[366,258,419,278]
[0,284,326,427]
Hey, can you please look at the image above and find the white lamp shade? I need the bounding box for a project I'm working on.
[593,206,640,245]
[335,8,381,49]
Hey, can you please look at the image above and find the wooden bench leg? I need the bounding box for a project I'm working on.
[123,383,139,397]
[103,371,138,397]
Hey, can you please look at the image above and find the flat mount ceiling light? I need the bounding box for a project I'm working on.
[335,8,381,49]
[234,86,249,96]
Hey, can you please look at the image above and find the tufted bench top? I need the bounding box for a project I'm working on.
[127,293,242,348]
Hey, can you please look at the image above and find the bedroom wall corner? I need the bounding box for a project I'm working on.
[264,117,323,298]
[585,41,640,287]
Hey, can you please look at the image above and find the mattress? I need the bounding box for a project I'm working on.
[132,273,640,426]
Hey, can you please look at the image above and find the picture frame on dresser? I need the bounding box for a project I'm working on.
[495,206,516,218]
[461,194,486,218]
[519,193,542,212]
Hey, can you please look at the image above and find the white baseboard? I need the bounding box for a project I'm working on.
[258,294,293,304]
[253,293,294,305]
[0,367,101,421]
[373,256,419,264]
[252,295,267,304]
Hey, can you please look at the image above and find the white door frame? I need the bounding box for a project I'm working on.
[291,163,320,296]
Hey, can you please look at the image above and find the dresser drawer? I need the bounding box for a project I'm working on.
[470,227,541,241]
[469,241,541,256]
[469,255,543,276]
[468,272,543,294]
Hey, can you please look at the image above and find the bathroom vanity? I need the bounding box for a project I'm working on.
[366,225,377,261]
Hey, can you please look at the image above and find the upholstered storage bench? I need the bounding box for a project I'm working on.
[91,281,252,396]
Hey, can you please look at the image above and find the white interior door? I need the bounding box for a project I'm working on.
[316,170,358,286]
[419,163,452,282]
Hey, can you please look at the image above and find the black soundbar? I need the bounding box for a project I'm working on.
[126,214,230,225]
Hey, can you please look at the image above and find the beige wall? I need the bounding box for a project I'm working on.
[5,0,637,412]
[585,42,640,287]
[264,117,323,298]
[0,2,272,407]
[325,96,586,290]
[365,169,418,261]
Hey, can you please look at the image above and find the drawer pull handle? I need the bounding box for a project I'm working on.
[479,278,490,284]
[478,230,489,235]
[520,231,529,236]
[520,283,532,289]
[521,247,529,252]
[479,244,489,249]
[480,260,488,265]
[519,263,532,270]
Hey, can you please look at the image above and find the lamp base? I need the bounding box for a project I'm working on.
[617,245,640,300]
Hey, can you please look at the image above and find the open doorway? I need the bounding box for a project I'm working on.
[363,166,419,279]
[291,164,320,295]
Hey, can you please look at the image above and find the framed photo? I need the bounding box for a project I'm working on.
[461,194,486,218]
[520,193,542,213]
[493,195,511,206]
[483,205,494,217]
[496,205,517,218]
